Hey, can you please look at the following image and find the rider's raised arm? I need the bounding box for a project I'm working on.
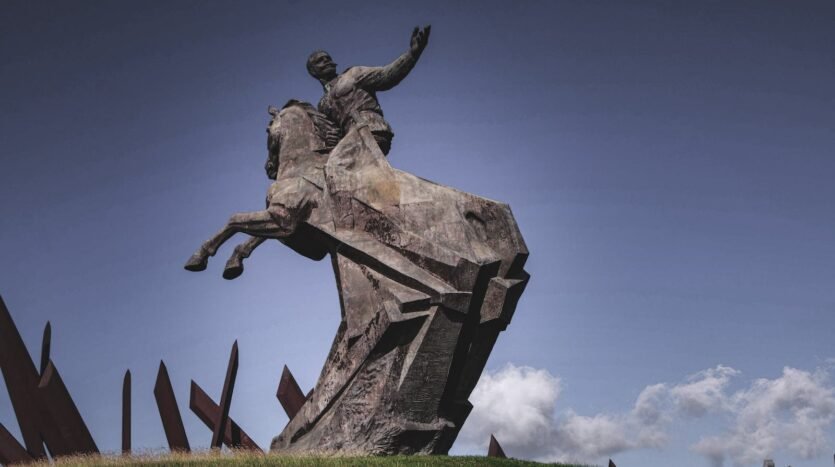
[350,52,418,92]
[350,26,430,92]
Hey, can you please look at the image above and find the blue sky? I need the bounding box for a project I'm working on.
[1,1,833,466]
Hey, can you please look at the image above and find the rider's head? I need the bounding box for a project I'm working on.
[306,50,337,82]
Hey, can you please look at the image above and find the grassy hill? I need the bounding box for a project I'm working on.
[37,452,594,467]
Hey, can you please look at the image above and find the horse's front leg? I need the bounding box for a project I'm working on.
[222,237,266,280]
[184,210,287,272]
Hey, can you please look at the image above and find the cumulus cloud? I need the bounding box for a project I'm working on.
[457,364,669,462]
[670,365,739,417]
[630,383,670,447]
[691,367,835,466]
[456,363,835,466]
[551,411,635,461]
[459,364,561,459]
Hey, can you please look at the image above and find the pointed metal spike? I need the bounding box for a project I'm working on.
[189,380,261,451]
[40,321,51,377]
[0,423,33,465]
[211,341,239,449]
[38,360,98,454]
[122,370,131,454]
[277,365,306,420]
[0,295,56,458]
[487,434,506,458]
[154,361,190,452]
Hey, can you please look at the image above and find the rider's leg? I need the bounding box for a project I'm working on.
[371,130,392,156]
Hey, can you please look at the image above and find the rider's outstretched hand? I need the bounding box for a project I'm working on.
[410,25,431,57]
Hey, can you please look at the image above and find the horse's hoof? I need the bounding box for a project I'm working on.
[223,265,243,280]
[184,252,208,272]
[223,257,244,280]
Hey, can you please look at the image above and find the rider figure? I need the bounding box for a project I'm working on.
[306,26,430,156]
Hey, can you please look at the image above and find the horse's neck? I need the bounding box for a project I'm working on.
[276,112,327,179]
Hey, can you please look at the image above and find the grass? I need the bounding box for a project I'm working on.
[32,451,594,467]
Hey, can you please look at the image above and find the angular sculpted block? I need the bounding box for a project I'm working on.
[270,127,529,454]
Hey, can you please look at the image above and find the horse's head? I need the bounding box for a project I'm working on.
[265,105,281,179]
[265,100,342,180]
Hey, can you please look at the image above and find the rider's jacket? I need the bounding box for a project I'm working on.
[317,50,419,148]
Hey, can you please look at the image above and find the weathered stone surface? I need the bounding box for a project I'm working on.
[185,27,528,455]
[307,26,430,157]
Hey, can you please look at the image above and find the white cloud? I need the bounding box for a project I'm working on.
[457,364,835,466]
[459,364,561,458]
[457,364,668,463]
[630,383,670,447]
[691,367,835,466]
[670,365,739,417]
[551,411,633,461]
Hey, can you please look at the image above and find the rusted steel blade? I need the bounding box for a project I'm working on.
[122,370,131,454]
[40,321,51,377]
[153,361,190,452]
[276,365,306,420]
[38,360,99,454]
[487,434,506,458]
[211,341,239,449]
[0,423,33,465]
[189,380,261,451]
[0,295,58,458]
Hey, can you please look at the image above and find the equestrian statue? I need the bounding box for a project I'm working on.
[185,26,529,455]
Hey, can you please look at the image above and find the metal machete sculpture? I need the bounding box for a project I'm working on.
[185,26,529,455]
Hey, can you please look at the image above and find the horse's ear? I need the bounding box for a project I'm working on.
[268,105,279,116]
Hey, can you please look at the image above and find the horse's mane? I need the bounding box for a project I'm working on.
[276,99,342,149]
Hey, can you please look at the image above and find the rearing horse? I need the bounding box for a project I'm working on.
[184,100,339,278]
[185,100,530,455]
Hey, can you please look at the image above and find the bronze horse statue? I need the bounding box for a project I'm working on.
[185,100,529,454]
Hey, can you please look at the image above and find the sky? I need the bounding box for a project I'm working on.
[1,1,834,466]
